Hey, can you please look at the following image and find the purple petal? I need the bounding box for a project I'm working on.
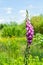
[27,35,32,40]
[27,40,32,44]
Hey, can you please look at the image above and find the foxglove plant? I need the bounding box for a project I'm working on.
[24,10,34,65]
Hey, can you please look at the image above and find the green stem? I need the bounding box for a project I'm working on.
[24,44,30,65]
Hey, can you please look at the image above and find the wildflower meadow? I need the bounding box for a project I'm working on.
[0,10,43,65]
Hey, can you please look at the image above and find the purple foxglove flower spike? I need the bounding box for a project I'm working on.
[26,11,34,45]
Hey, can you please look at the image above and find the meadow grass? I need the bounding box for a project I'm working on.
[0,33,43,65]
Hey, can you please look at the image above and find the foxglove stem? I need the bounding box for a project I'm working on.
[24,44,30,65]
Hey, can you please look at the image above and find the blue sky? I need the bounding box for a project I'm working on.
[0,0,43,24]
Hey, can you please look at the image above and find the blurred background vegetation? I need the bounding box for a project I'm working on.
[0,15,43,65]
[0,15,43,37]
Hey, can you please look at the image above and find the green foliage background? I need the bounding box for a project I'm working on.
[0,15,43,65]
[0,33,43,65]
[0,15,43,37]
